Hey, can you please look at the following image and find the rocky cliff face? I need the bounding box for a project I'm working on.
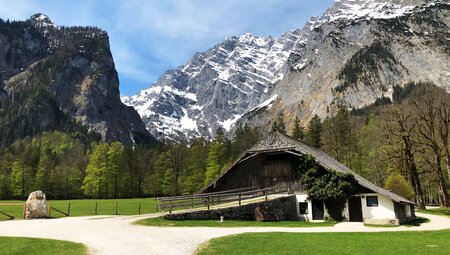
[0,14,153,145]
[124,0,449,140]
[122,30,302,140]
[242,0,449,130]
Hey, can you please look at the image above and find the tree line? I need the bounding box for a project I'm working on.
[0,125,261,200]
[0,82,448,208]
[280,82,449,208]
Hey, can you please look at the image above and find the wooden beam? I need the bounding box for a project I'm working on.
[284,150,302,157]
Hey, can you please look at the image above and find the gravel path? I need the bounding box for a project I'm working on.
[0,212,449,255]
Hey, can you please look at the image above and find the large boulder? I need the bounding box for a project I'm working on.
[25,190,49,219]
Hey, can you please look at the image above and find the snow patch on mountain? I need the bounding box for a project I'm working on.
[122,30,302,140]
[123,0,445,141]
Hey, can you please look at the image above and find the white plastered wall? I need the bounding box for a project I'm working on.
[295,194,312,221]
[295,193,397,223]
[295,194,329,221]
[360,193,396,220]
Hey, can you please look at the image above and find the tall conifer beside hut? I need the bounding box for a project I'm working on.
[201,132,416,224]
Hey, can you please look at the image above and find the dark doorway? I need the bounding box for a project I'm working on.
[312,199,324,220]
[348,196,363,222]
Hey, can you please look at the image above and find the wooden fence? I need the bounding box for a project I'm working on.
[0,209,14,220]
[157,185,292,213]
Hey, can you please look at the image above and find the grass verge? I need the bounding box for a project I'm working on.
[135,217,335,227]
[0,236,87,255]
[0,198,157,220]
[417,208,450,218]
[195,229,450,255]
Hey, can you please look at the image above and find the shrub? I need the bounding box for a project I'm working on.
[297,155,359,221]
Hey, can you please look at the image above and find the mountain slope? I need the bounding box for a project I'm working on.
[0,14,153,146]
[122,31,302,140]
[241,0,449,130]
[124,0,449,140]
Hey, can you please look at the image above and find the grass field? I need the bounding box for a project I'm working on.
[418,208,450,218]
[0,237,87,255]
[195,229,450,255]
[135,217,335,227]
[0,198,158,220]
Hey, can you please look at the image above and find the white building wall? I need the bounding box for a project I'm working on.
[296,193,398,224]
[295,194,313,221]
[360,193,397,224]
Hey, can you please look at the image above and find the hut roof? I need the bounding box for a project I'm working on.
[201,131,415,205]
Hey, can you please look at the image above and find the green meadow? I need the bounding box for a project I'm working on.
[0,198,158,220]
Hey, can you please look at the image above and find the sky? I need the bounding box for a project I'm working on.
[0,0,333,96]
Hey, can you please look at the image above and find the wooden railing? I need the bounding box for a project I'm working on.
[157,185,292,213]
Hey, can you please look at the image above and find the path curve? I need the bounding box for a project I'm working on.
[0,212,449,255]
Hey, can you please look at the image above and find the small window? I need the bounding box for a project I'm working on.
[366,196,378,207]
[299,202,308,214]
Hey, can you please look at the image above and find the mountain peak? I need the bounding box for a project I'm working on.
[323,0,435,23]
[28,13,55,27]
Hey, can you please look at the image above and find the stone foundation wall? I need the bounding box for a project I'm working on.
[164,195,299,221]
[364,216,416,225]
[364,218,399,225]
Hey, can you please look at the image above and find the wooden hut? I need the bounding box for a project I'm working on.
[201,132,416,224]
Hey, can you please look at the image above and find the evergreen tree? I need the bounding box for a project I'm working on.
[321,108,353,164]
[272,113,286,134]
[232,125,261,158]
[305,115,322,148]
[291,117,305,141]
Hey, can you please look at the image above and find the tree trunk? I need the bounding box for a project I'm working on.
[403,137,426,209]
[444,145,450,181]
[435,153,449,207]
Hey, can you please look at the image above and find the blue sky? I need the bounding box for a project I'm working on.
[0,0,333,96]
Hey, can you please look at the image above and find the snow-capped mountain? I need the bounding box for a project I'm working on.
[123,0,449,141]
[122,30,302,140]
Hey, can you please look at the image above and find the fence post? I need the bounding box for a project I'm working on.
[115,202,118,215]
[138,203,141,215]
[48,203,52,218]
[95,202,98,215]
[23,204,27,219]
[67,202,71,216]
[207,197,210,210]
[265,188,268,201]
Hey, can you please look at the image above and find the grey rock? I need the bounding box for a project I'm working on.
[25,190,49,219]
